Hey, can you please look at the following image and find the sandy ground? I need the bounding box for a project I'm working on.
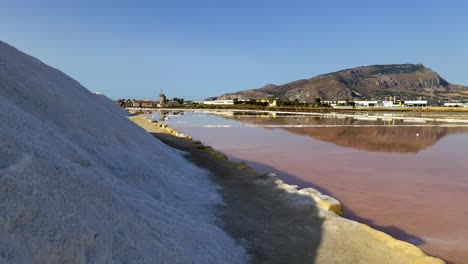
[130,114,444,264]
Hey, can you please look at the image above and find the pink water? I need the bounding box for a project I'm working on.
[177,125,468,264]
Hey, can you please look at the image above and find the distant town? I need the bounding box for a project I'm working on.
[115,93,468,109]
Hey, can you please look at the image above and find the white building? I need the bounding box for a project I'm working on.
[354,100,379,107]
[444,102,465,107]
[324,99,428,108]
[382,101,397,108]
[203,100,235,105]
[403,100,428,107]
[323,100,347,107]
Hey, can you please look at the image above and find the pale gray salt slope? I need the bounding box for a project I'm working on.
[0,40,248,264]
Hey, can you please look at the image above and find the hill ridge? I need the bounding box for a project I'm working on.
[215,64,467,102]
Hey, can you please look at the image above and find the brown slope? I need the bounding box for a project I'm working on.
[216,64,468,102]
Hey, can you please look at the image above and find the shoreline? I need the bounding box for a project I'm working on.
[130,107,468,125]
[129,114,445,264]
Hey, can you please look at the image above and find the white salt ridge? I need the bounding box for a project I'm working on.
[0,41,248,263]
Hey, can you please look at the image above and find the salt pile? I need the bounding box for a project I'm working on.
[0,40,248,263]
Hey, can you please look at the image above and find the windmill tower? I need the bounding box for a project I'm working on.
[159,89,167,107]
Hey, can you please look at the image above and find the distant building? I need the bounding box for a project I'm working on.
[403,101,428,107]
[324,99,427,108]
[166,101,180,107]
[354,100,379,107]
[159,93,167,107]
[444,102,468,107]
[323,100,347,106]
[131,100,154,108]
[444,103,460,107]
[383,101,398,108]
[203,100,234,105]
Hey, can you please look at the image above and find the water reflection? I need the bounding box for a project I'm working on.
[151,110,468,153]
[284,126,468,153]
[159,110,168,121]
[226,115,468,153]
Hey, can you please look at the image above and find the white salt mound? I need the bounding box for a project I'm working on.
[0,41,248,264]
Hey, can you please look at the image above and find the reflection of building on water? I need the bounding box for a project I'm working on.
[211,111,235,117]
[159,110,168,121]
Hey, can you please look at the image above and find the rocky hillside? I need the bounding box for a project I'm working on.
[216,64,468,102]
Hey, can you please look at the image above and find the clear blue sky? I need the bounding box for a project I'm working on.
[1,0,467,100]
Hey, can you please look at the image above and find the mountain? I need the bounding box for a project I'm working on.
[0,40,247,263]
[216,64,468,102]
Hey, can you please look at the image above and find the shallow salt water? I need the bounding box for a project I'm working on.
[150,110,468,264]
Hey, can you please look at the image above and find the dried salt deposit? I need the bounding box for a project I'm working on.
[0,40,248,264]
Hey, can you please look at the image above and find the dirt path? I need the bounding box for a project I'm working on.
[130,114,445,264]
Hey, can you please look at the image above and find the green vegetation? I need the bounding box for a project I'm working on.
[369,64,425,75]
[335,99,355,107]
[117,99,134,107]
[271,90,289,99]
[171,97,184,104]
